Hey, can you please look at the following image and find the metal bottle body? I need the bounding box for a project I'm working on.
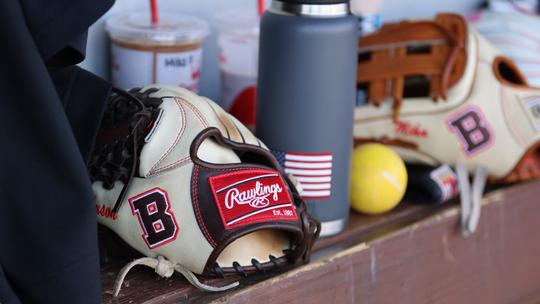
[256,1,358,236]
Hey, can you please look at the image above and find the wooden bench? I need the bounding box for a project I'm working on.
[102,180,540,303]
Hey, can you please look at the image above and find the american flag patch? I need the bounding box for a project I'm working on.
[273,150,333,199]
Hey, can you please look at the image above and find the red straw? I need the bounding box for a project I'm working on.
[257,0,265,16]
[150,0,159,25]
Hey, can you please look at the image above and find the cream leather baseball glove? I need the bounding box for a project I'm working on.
[354,13,540,234]
[89,86,319,296]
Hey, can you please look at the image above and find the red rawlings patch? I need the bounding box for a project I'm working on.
[209,169,298,230]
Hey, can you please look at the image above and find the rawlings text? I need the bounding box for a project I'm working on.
[209,169,298,229]
[224,181,282,209]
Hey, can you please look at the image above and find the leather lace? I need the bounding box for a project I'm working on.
[113,256,239,296]
[358,17,465,121]
[89,87,163,212]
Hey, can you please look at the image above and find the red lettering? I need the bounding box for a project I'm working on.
[395,121,428,138]
[96,204,118,220]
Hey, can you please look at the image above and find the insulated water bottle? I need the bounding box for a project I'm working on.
[256,0,358,236]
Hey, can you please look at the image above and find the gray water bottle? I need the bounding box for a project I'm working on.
[256,0,358,236]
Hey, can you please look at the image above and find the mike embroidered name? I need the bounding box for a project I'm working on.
[225,181,283,209]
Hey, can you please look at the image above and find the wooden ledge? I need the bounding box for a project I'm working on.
[102,180,540,303]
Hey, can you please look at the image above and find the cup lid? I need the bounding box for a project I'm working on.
[215,9,260,37]
[106,13,210,44]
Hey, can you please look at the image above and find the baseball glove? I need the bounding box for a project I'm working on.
[355,13,540,183]
[354,13,540,234]
[89,85,320,296]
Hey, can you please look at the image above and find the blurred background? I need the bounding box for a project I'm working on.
[80,0,483,101]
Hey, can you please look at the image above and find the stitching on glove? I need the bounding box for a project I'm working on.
[149,157,191,176]
[180,97,209,128]
[148,98,187,175]
[192,164,218,247]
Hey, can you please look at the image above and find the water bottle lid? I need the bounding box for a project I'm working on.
[278,0,349,3]
[271,0,350,17]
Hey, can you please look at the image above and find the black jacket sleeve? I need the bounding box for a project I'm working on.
[0,0,113,303]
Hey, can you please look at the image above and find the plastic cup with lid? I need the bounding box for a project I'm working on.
[215,9,260,129]
[106,13,209,92]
